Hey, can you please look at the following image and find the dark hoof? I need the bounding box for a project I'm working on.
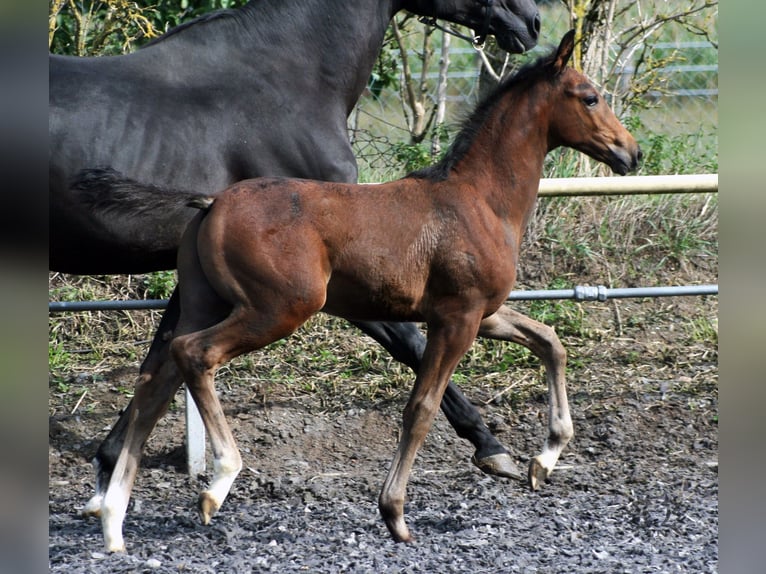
[472,452,524,480]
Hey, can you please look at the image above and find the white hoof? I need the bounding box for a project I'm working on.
[82,494,104,517]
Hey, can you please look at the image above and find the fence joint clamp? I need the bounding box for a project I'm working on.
[574,285,608,302]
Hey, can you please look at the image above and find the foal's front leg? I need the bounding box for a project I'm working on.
[351,320,521,478]
[478,305,573,490]
[378,314,482,542]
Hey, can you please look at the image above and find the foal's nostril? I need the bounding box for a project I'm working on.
[637,147,644,163]
[532,13,541,39]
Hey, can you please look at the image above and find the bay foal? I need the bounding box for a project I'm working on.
[99,31,640,551]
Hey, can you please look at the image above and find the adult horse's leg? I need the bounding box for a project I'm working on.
[99,357,185,551]
[351,320,521,479]
[478,305,574,490]
[379,312,483,542]
[83,288,184,517]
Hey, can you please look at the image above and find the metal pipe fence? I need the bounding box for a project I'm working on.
[49,284,719,313]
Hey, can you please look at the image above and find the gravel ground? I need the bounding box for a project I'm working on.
[49,336,718,573]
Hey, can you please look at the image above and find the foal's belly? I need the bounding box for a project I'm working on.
[321,272,425,323]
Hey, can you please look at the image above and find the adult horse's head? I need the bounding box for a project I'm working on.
[411,0,541,53]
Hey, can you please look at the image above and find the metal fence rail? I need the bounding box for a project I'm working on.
[49,284,719,313]
[507,284,718,302]
[537,174,717,196]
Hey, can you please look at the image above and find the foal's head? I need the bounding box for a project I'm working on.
[544,31,642,175]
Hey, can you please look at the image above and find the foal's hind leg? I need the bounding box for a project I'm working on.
[170,305,309,525]
[478,305,573,490]
[351,320,521,479]
[83,288,183,518]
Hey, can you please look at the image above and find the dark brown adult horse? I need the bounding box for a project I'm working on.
[54,0,541,511]
[96,31,641,551]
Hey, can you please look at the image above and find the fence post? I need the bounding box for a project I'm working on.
[184,386,206,476]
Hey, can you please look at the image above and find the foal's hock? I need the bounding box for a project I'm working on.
[97,31,640,551]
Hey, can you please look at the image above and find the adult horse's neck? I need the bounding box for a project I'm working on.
[147,0,401,115]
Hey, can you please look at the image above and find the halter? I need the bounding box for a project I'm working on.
[418,0,495,50]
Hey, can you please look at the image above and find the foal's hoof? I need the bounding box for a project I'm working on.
[197,492,220,525]
[81,495,103,518]
[105,540,127,553]
[528,457,551,491]
[385,518,414,544]
[472,453,524,480]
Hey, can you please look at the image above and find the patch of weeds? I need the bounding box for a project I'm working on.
[53,378,71,394]
[392,142,433,172]
[686,316,718,345]
[49,284,84,302]
[450,372,469,385]
[621,349,642,365]
[49,340,73,373]
[566,350,586,370]
[114,385,134,398]
[140,270,176,299]
[632,114,718,175]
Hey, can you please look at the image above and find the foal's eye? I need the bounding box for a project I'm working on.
[583,94,599,108]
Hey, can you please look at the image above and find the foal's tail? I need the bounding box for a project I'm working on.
[187,196,215,210]
[72,167,216,216]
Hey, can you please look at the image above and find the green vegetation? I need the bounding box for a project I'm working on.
[140,270,176,300]
[49,0,249,56]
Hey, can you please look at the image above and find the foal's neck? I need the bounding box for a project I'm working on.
[456,85,551,217]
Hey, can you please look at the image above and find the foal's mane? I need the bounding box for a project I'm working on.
[410,48,560,182]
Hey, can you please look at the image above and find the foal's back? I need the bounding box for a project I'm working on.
[191,176,515,323]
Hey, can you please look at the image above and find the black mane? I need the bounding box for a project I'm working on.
[143,5,251,47]
[410,49,559,182]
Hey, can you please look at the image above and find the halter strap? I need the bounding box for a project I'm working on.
[418,0,495,50]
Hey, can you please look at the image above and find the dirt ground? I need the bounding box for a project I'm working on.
[48,291,718,573]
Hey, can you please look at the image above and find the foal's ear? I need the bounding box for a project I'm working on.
[552,30,576,75]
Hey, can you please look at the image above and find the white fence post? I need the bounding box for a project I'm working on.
[185,386,206,476]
